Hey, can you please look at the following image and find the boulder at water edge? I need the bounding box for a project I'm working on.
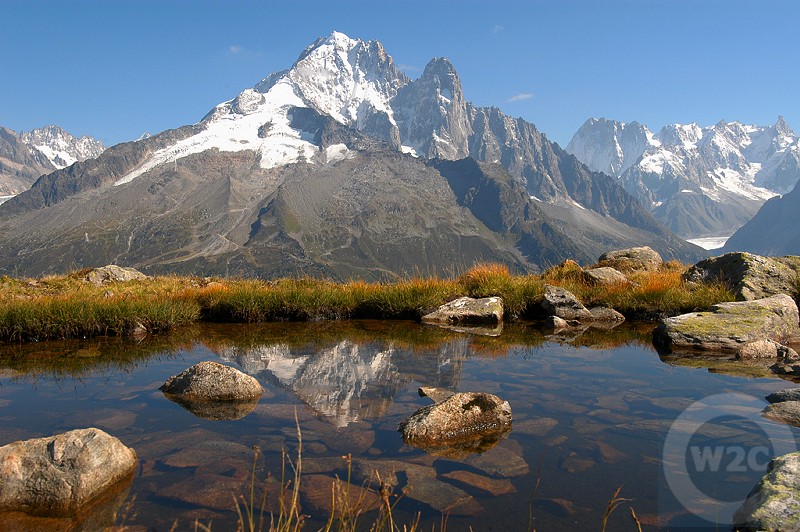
[733,451,800,531]
[160,361,263,420]
[540,284,592,321]
[0,428,137,516]
[683,252,800,301]
[399,392,512,458]
[652,294,800,354]
[421,297,503,325]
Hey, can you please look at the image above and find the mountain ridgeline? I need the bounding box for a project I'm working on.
[0,32,702,279]
[0,125,104,197]
[566,117,800,241]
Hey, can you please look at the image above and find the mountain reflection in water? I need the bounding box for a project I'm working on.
[1,320,798,531]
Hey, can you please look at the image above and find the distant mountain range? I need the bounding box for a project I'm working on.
[0,32,702,278]
[0,125,104,198]
[566,117,800,244]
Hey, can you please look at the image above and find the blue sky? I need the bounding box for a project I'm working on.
[2,0,798,148]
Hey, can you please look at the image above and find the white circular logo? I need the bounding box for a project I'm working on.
[662,392,797,523]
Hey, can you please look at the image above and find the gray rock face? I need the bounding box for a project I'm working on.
[733,451,800,531]
[583,266,629,286]
[160,361,263,402]
[588,306,626,323]
[597,246,663,272]
[653,294,800,354]
[0,428,137,516]
[540,285,593,321]
[85,265,148,285]
[684,252,799,300]
[393,58,471,160]
[421,296,503,325]
[766,388,800,404]
[0,126,55,196]
[399,392,512,457]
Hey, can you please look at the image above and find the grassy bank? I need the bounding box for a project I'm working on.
[0,262,733,343]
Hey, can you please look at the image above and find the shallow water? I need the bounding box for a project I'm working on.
[0,321,798,530]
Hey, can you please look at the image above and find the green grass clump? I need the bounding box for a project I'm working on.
[0,295,199,342]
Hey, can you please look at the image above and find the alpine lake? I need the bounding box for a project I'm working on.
[1,320,798,531]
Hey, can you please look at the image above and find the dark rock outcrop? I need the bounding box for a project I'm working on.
[766,388,800,404]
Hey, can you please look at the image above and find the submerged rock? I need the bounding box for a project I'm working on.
[733,451,800,531]
[399,392,512,458]
[762,401,800,427]
[0,428,137,516]
[653,295,800,354]
[85,265,148,285]
[160,361,263,420]
[421,297,503,325]
[684,252,799,301]
[418,386,455,403]
[737,339,799,359]
[597,246,663,272]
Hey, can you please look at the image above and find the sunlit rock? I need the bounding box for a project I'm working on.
[399,392,512,458]
[597,246,663,272]
[0,428,137,516]
[684,252,799,300]
[84,265,148,285]
[540,285,592,321]
[160,361,263,420]
[422,296,503,325]
[653,295,800,354]
[733,451,800,531]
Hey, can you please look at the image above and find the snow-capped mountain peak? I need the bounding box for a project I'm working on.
[283,31,407,127]
[566,118,654,177]
[116,31,409,185]
[654,122,702,149]
[19,125,104,169]
[566,116,800,241]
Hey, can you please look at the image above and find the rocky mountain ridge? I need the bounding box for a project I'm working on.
[722,178,800,256]
[0,32,702,278]
[566,117,800,243]
[0,125,104,198]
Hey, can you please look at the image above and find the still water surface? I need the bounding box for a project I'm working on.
[0,321,797,530]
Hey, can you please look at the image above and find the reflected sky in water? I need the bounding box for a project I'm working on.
[0,321,798,530]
